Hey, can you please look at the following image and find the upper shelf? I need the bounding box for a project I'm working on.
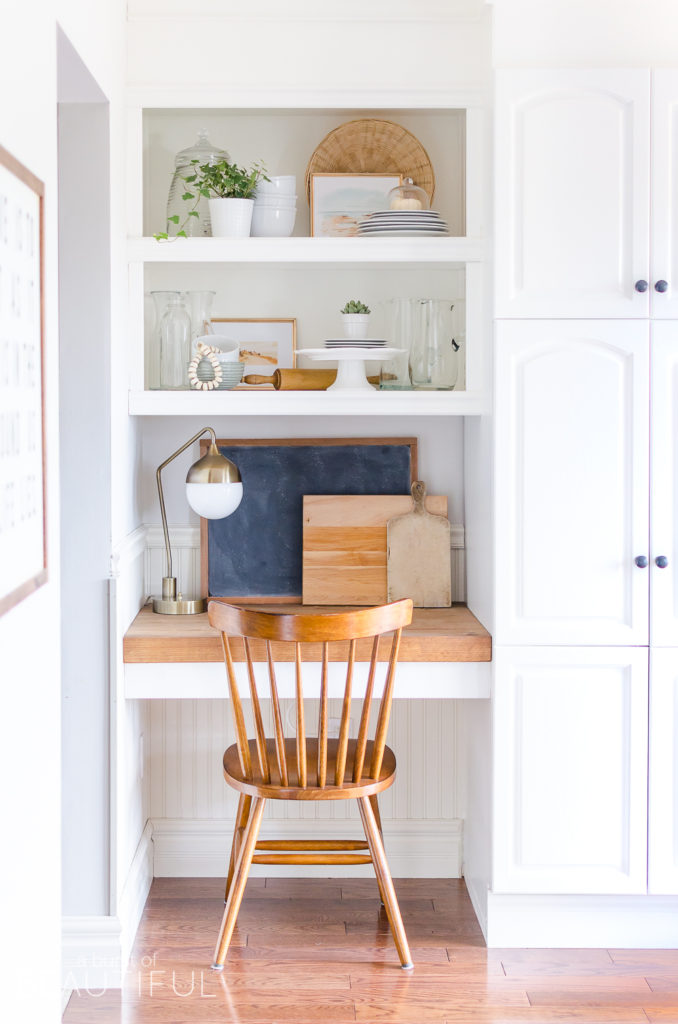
[128,236,484,265]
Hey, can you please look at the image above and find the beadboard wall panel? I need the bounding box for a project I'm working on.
[144,524,466,606]
[147,697,462,876]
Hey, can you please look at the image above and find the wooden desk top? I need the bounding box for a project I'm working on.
[124,603,491,665]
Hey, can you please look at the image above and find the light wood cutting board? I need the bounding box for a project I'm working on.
[303,494,447,605]
[387,481,452,607]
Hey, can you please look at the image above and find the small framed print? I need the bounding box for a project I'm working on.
[0,146,47,617]
[310,172,402,237]
[211,318,296,377]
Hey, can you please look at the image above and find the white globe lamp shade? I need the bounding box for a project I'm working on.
[186,480,243,520]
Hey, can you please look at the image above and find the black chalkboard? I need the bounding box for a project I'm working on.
[202,438,416,600]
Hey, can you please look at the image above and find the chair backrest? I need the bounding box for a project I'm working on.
[207,600,413,789]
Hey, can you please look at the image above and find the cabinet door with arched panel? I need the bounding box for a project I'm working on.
[495,70,650,318]
[495,320,649,646]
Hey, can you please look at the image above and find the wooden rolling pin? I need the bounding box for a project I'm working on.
[243,368,386,390]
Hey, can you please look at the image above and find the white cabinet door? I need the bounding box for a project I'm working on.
[495,70,650,319]
[652,71,678,319]
[651,323,678,646]
[649,648,678,894]
[493,646,649,894]
[495,320,649,646]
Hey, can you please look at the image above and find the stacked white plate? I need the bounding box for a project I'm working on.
[357,210,448,237]
[324,339,387,349]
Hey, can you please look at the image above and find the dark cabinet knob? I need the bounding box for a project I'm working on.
[635,280,648,292]
[656,555,669,568]
[635,556,648,568]
[655,280,669,293]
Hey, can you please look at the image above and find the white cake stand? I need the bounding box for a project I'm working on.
[303,347,404,392]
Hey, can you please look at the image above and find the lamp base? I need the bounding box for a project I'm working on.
[152,576,205,615]
[152,596,205,615]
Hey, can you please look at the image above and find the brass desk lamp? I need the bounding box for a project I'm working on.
[153,426,242,614]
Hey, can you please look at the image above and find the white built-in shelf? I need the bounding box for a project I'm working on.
[128,236,484,264]
[128,388,486,417]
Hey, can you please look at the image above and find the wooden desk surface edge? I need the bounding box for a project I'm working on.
[123,604,492,665]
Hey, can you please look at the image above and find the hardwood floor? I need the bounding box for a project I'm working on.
[63,877,678,1023]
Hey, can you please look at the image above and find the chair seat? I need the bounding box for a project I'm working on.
[223,737,396,800]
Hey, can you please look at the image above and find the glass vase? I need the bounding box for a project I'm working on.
[410,300,459,390]
[183,290,216,354]
[159,294,191,389]
[149,291,180,389]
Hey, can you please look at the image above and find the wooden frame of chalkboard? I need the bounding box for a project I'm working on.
[200,437,418,603]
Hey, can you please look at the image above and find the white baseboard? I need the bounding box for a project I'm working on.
[464,874,489,942]
[61,915,123,990]
[486,891,678,948]
[119,820,154,964]
[62,822,154,990]
[151,817,463,878]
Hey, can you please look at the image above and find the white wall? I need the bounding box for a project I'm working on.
[0,0,127,1015]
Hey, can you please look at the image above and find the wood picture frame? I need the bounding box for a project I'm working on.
[211,317,296,376]
[310,172,402,237]
[0,146,47,617]
[199,437,418,603]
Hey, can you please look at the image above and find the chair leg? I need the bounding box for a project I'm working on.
[368,795,386,906]
[212,796,266,970]
[225,794,252,903]
[358,796,413,971]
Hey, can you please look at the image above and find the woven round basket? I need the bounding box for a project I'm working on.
[305,119,435,203]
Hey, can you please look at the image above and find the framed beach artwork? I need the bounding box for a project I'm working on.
[0,145,47,617]
[212,318,296,377]
[310,173,402,237]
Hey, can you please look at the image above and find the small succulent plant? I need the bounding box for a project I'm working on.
[341,300,371,315]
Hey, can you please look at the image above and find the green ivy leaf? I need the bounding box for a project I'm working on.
[168,214,180,224]
[184,175,197,183]
[153,232,169,241]
[176,230,187,238]
[181,192,194,201]
[188,210,199,217]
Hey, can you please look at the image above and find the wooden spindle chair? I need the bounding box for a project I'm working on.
[207,598,414,971]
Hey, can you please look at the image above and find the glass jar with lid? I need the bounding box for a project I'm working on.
[387,177,430,211]
[166,130,230,237]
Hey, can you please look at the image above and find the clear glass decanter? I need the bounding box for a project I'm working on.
[149,290,180,389]
[183,289,216,353]
[159,294,191,389]
[166,130,230,237]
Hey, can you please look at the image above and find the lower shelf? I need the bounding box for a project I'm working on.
[128,388,488,416]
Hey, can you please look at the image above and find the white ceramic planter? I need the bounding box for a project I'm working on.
[342,313,371,339]
[208,197,254,238]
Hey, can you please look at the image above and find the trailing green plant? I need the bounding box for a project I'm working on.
[340,299,371,315]
[154,159,268,240]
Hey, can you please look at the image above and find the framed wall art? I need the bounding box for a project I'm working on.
[0,145,47,617]
[211,317,296,377]
[310,172,402,237]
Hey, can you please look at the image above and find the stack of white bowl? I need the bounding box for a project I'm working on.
[251,175,297,237]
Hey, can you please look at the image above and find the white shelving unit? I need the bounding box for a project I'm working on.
[126,95,489,416]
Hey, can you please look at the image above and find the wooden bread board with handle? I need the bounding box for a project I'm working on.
[387,481,452,607]
[303,493,447,606]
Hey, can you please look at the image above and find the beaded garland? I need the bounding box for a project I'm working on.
[188,341,224,391]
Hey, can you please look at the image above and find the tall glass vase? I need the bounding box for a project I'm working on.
[149,291,180,389]
[159,294,191,389]
[184,290,216,354]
